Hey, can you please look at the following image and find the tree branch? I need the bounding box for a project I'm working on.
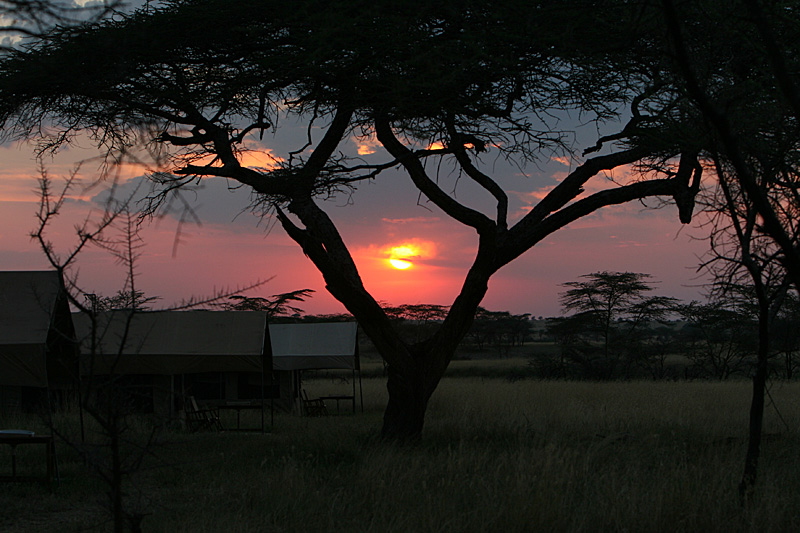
[375,116,495,233]
[517,147,648,230]
[500,177,678,266]
[445,117,509,230]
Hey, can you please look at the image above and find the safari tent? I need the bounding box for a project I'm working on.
[72,312,361,418]
[269,322,361,413]
[73,310,271,419]
[0,270,78,410]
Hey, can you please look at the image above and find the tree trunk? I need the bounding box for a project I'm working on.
[739,294,770,503]
[381,364,428,441]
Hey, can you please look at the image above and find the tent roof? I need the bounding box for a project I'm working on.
[0,270,62,346]
[73,310,269,357]
[71,314,358,374]
[270,322,358,371]
[73,310,269,375]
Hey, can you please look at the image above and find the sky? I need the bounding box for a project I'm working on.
[0,118,714,318]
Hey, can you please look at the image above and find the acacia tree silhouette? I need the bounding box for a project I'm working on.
[0,1,706,439]
[660,0,800,500]
[556,272,677,380]
[696,161,795,502]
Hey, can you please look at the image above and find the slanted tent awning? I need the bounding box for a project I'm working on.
[269,322,358,371]
[0,270,76,388]
[73,311,269,375]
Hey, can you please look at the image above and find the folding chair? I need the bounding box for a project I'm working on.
[185,396,223,431]
[301,390,328,417]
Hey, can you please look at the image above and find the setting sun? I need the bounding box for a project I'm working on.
[387,245,419,270]
[389,259,412,270]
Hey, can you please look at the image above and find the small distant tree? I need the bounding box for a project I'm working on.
[466,307,531,356]
[221,289,314,318]
[381,304,450,344]
[675,300,755,380]
[300,312,354,323]
[638,323,680,380]
[89,289,158,313]
[553,272,677,379]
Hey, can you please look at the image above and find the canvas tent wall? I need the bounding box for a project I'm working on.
[73,310,270,419]
[269,322,360,411]
[0,270,77,409]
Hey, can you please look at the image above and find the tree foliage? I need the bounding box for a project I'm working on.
[0,0,123,53]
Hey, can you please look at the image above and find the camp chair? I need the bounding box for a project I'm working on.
[185,396,223,432]
[301,390,328,417]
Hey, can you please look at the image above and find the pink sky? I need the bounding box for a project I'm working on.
[0,134,712,318]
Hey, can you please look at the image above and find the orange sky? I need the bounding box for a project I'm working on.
[0,134,712,318]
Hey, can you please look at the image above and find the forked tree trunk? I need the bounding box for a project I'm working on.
[281,196,491,441]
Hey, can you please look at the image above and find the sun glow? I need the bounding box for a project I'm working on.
[388,245,418,270]
[389,258,412,270]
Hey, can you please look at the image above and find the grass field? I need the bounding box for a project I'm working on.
[2,373,800,532]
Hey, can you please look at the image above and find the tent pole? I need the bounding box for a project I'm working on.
[45,386,60,484]
[270,370,274,428]
[260,349,265,434]
[356,342,363,413]
[358,369,364,414]
[78,380,85,443]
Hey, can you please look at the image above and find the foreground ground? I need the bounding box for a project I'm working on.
[2,369,800,532]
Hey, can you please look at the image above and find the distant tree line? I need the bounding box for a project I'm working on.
[531,272,800,381]
[347,272,800,382]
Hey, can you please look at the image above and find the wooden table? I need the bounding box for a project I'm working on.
[0,431,56,485]
[318,395,355,414]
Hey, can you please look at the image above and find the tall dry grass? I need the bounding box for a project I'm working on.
[2,378,800,532]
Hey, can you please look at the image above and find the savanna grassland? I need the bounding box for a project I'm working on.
[2,362,800,532]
